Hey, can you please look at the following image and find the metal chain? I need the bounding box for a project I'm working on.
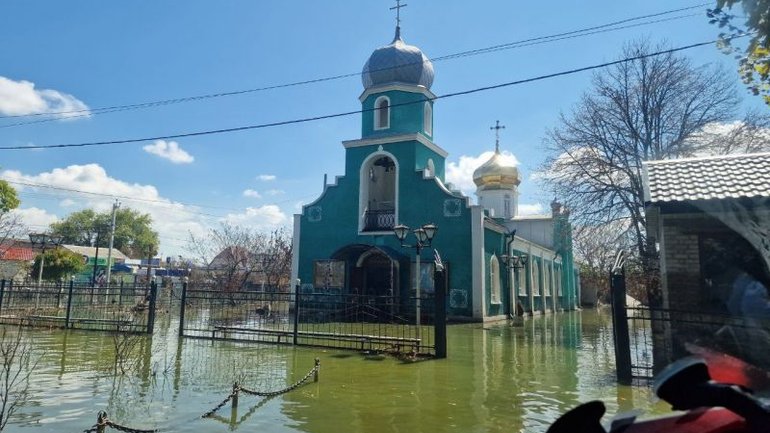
[240,359,320,397]
[83,412,158,433]
[105,420,159,433]
[201,390,236,418]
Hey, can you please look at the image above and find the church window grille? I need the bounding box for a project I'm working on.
[423,102,432,135]
[374,96,390,130]
[490,255,501,304]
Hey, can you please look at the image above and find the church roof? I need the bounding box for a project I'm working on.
[362,27,434,90]
[473,150,521,191]
[644,152,770,204]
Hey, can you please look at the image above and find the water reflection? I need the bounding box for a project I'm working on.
[11,309,665,432]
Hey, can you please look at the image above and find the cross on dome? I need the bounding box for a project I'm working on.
[390,0,407,27]
[490,120,506,153]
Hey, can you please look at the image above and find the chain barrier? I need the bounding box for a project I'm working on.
[201,389,237,418]
[240,358,320,397]
[202,358,320,417]
[83,411,158,433]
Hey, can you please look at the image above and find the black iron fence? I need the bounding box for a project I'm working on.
[363,210,395,231]
[178,278,447,357]
[0,279,157,333]
[610,271,770,382]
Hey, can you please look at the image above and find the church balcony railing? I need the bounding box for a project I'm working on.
[363,210,395,232]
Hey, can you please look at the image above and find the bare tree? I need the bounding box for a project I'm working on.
[542,40,741,301]
[0,326,37,431]
[688,110,770,155]
[187,224,292,292]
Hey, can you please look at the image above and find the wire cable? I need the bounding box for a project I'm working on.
[0,35,747,152]
[0,3,709,126]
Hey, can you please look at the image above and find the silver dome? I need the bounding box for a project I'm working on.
[362,28,434,90]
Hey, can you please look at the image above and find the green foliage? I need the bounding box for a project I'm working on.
[31,248,86,281]
[49,207,159,258]
[0,181,20,214]
[710,1,770,104]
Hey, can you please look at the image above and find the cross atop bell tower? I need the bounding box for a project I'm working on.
[390,0,407,38]
[490,120,506,153]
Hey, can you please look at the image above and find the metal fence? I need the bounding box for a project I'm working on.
[178,282,446,357]
[0,279,157,333]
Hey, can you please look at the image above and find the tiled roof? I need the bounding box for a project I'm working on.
[0,246,35,261]
[644,152,770,204]
[62,245,128,260]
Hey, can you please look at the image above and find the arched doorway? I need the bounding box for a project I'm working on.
[358,250,398,300]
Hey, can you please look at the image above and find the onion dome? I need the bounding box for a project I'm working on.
[473,150,521,191]
[362,27,434,90]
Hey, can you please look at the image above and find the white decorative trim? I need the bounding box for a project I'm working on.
[290,214,301,293]
[358,150,400,233]
[373,95,390,131]
[359,84,436,103]
[471,205,485,320]
[423,101,433,136]
[342,133,448,158]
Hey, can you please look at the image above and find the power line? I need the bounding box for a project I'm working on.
[0,35,746,152]
[8,180,316,219]
[0,3,709,126]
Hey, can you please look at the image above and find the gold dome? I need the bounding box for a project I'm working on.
[472,151,521,191]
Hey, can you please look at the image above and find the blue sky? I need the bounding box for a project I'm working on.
[0,1,763,258]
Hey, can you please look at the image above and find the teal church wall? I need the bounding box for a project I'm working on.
[297,137,474,317]
[362,90,433,141]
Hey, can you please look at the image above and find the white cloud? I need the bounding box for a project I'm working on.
[265,189,284,196]
[257,174,276,181]
[9,207,59,229]
[242,189,261,199]
[221,205,287,228]
[1,164,208,256]
[517,203,545,216]
[59,198,76,207]
[446,151,519,197]
[0,76,90,119]
[143,140,194,164]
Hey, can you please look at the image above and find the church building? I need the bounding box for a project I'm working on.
[290,21,580,321]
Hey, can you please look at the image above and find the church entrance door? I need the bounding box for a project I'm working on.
[358,251,399,319]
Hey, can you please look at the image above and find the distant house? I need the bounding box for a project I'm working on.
[643,152,770,367]
[61,244,129,283]
[0,241,35,282]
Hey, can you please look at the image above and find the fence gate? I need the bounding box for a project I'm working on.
[178,269,448,358]
[0,279,157,333]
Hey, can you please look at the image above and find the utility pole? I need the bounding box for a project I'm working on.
[105,199,120,286]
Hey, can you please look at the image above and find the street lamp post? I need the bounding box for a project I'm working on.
[29,233,64,309]
[393,223,437,338]
[29,233,64,285]
[501,248,529,317]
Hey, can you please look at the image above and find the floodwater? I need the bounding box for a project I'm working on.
[8,309,668,433]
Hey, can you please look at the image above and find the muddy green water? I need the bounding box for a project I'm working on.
[8,309,667,433]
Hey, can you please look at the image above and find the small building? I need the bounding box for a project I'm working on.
[0,241,35,282]
[643,152,770,367]
[61,244,128,283]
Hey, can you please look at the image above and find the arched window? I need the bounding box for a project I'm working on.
[360,153,397,232]
[490,255,501,304]
[518,267,527,296]
[423,102,432,135]
[426,158,435,178]
[374,96,390,130]
[544,265,551,297]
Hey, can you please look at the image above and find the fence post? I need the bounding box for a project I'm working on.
[96,411,107,433]
[314,357,320,382]
[293,280,301,346]
[65,278,75,328]
[434,265,447,359]
[118,280,124,306]
[0,279,5,317]
[178,279,188,337]
[147,280,157,334]
[610,268,632,384]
